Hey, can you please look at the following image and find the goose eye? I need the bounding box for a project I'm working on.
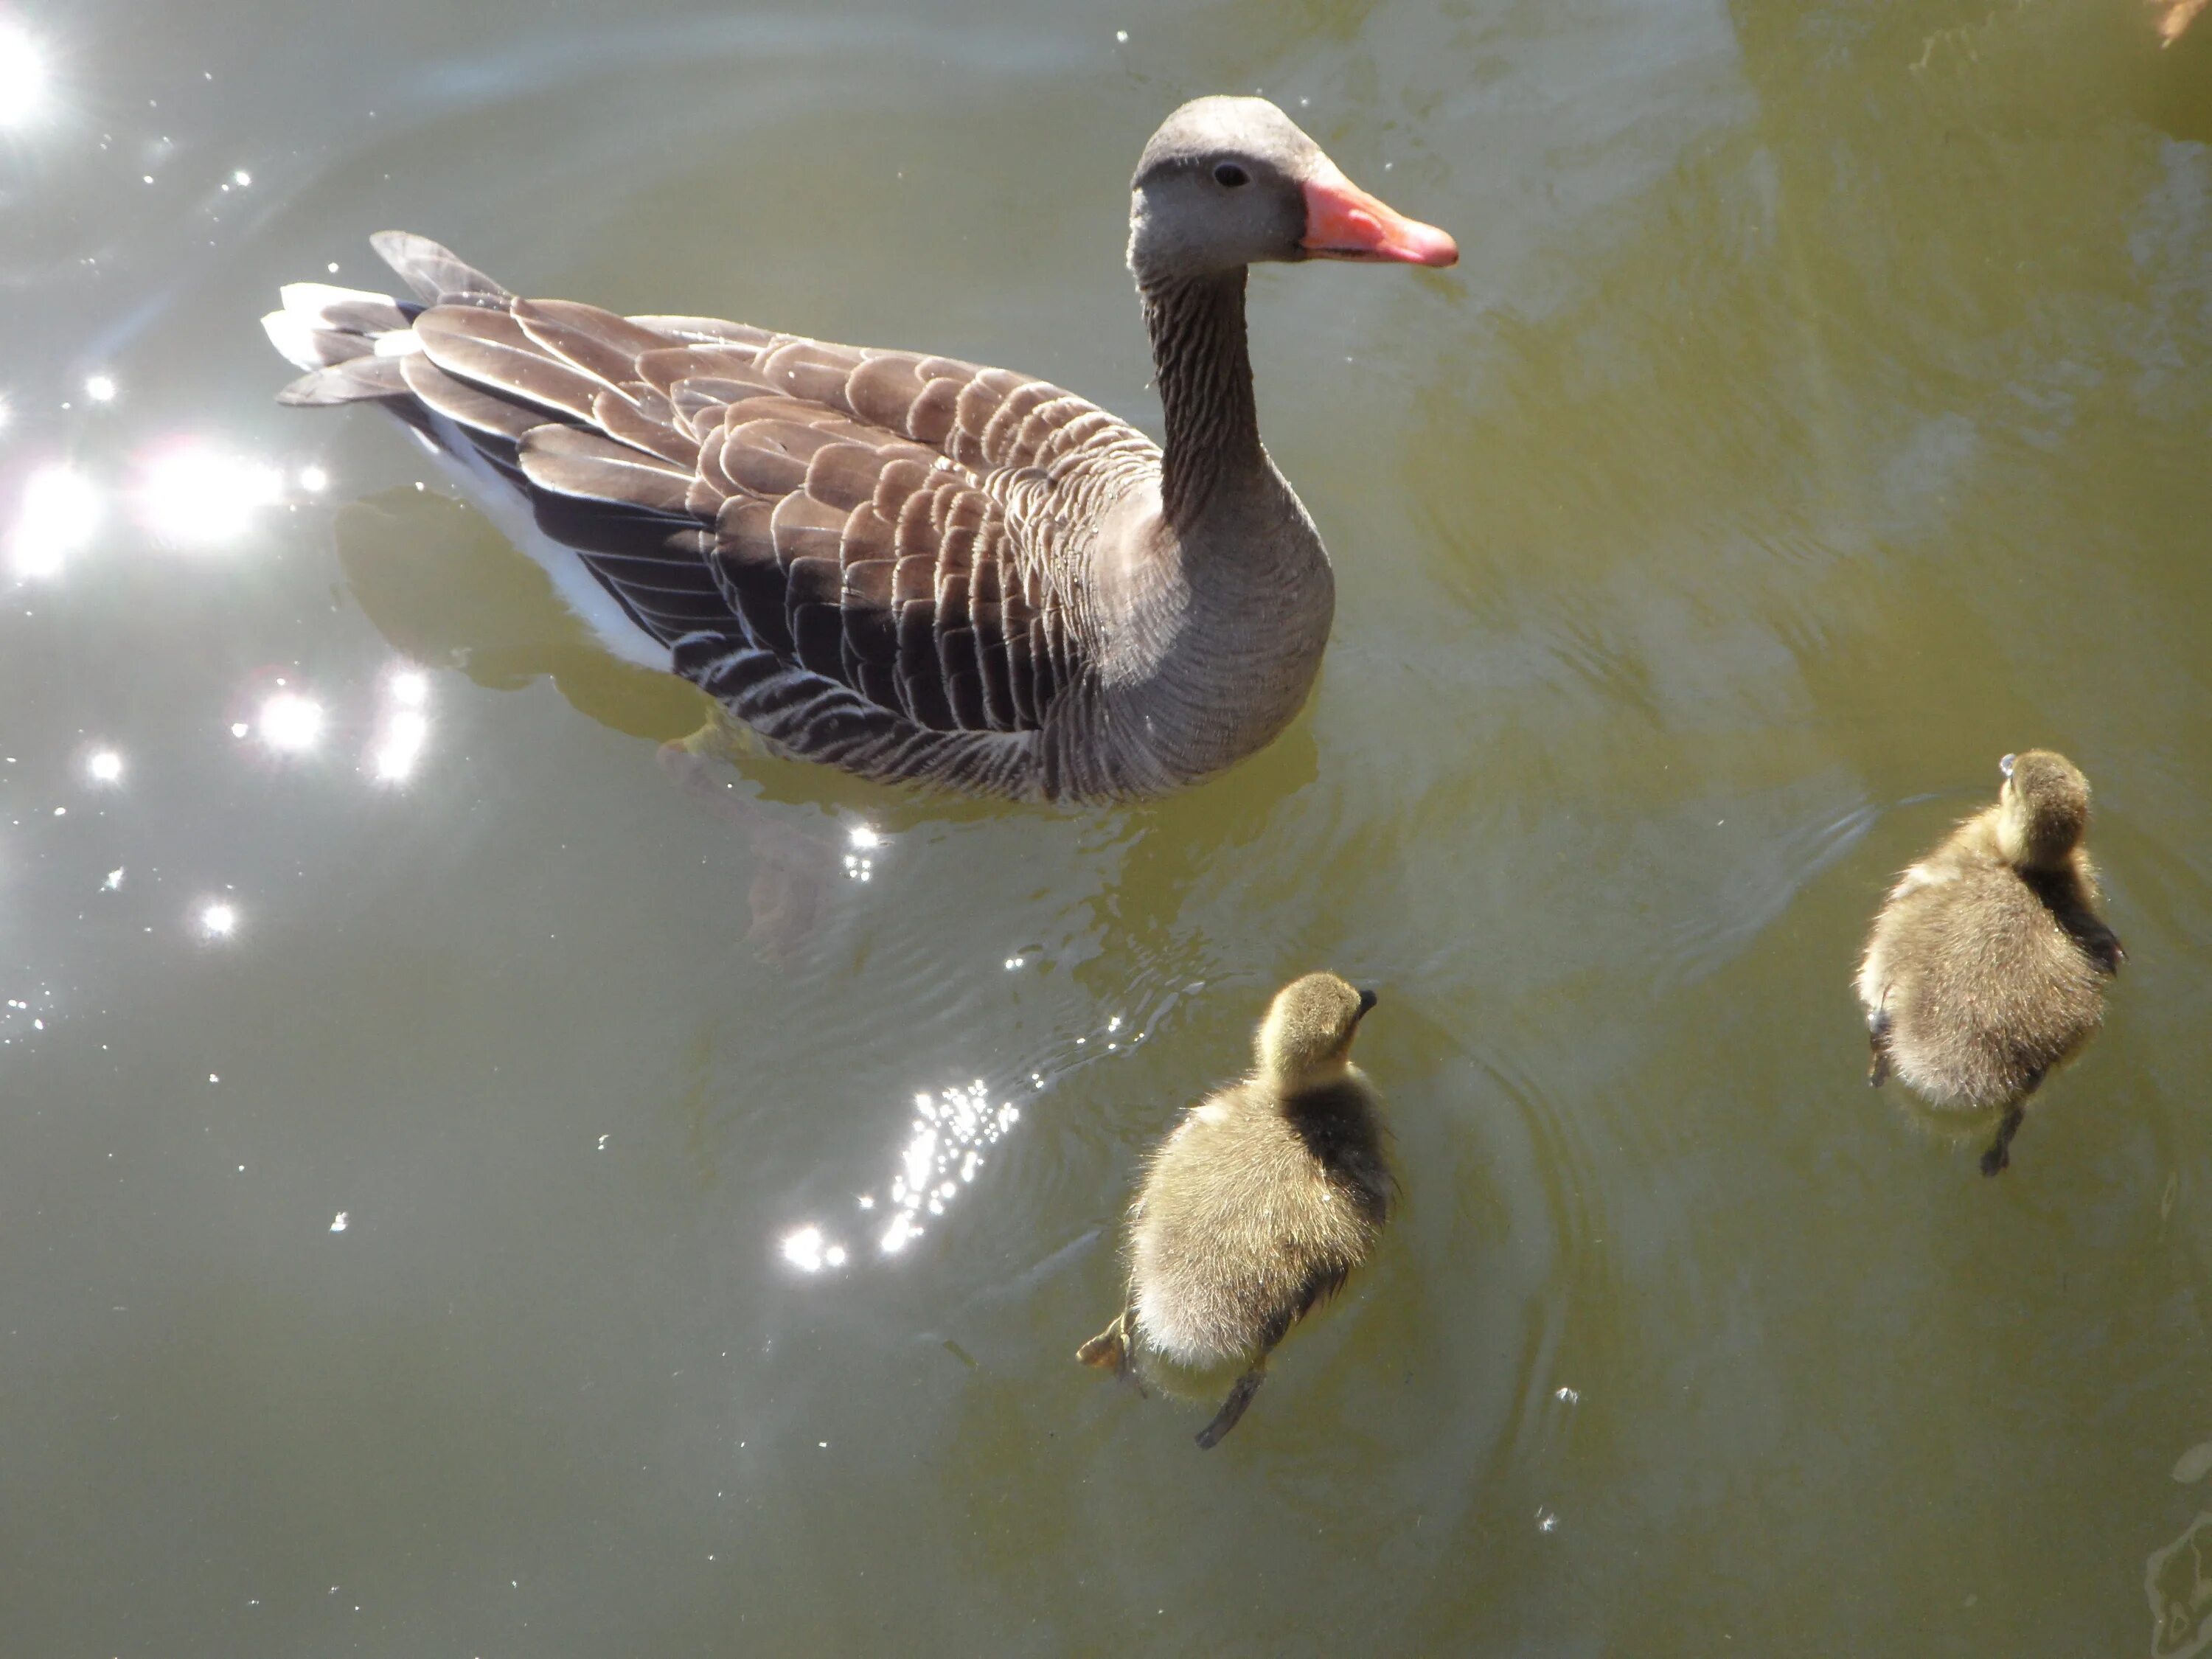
[1213,162,1250,188]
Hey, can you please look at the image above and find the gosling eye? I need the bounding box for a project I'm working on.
[1213,161,1250,189]
[2000,753,2017,779]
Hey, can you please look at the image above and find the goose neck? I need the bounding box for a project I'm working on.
[1141,268,1264,529]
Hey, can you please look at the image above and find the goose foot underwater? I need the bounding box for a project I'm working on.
[655,737,835,960]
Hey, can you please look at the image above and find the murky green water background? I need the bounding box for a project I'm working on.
[3,0,2211,1652]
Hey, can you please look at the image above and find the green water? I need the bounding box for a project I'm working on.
[3,0,2211,1652]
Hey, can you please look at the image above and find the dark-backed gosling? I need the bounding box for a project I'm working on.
[1858,750,2124,1175]
[1078,973,1391,1448]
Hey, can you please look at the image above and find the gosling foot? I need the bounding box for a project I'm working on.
[1076,1319,1125,1373]
[1077,1310,1147,1397]
[1980,1106,2025,1178]
[1195,1368,1265,1450]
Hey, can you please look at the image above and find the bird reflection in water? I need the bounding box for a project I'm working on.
[335,486,870,958]
[655,732,849,961]
[2154,0,2208,46]
[335,487,710,739]
[2149,1440,2212,1656]
[2148,1511,2212,1658]
[330,487,1172,1272]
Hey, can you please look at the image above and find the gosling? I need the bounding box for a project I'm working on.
[1858,750,2124,1175]
[1077,973,1391,1449]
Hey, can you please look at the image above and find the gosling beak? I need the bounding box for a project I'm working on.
[1300,167,1458,268]
[1356,987,1380,1018]
[2000,753,2017,779]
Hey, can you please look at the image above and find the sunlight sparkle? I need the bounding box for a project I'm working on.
[782,1225,848,1273]
[10,465,100,580]
[140,441,283,545]
[257,692,324,754]
[0,26,47,131]
[371,709,428,782]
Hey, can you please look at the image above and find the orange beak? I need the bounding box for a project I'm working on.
[1299,169,1458,268]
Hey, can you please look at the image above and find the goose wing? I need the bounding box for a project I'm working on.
[285,236,1158,775]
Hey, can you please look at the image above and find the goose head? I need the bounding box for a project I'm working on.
[1256,972,1380,1086]
[1127,97,1457,286]
[1996,748,2092,870]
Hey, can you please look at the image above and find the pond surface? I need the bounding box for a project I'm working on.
[4,0,2212,1652]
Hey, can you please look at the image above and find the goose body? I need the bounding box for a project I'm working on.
[1079,973,1391,1448]
[1858,751,2124,1174]
[263,98,1454,802]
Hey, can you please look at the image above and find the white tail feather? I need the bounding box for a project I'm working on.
[263,279,414,372]
[277,281,403,323]
[260,307,330,370]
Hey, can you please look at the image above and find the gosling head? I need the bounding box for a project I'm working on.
[1995,749,2091,871]
[1255,973,1378,1087]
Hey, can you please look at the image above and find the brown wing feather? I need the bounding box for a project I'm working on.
[414,307,606,425]
[694,440,1043,735]
[307,240,1151,793]
[399,352,542,441]
[518,427,695,516]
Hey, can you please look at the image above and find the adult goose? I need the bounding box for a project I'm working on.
[263,97,1456,801]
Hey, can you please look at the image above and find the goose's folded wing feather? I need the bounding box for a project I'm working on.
[403,296,1149,737]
